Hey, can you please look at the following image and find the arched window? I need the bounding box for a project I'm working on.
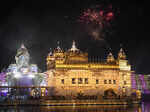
[113,80,116,84]
[61,79,64,84]
[78,78,83,84]
[109,80,111,84]
[96,79,99,84]
[72,78,76,84]
[85,78,88,84]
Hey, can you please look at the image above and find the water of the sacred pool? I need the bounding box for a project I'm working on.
[0,102,150,112]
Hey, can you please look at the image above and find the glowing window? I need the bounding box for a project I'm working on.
[78,78,83,84]
[72,78,76,84]
[85,78,88,84]
[113,80,116,84]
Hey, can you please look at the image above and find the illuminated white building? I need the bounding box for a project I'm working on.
[6,44,45,86]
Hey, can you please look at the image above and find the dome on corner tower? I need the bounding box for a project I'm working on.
[53,41,65,59]
[118,48,126,60]
[54,41,63,53]
[107,52,115,62]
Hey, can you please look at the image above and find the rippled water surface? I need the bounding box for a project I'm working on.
[0,102,150,112]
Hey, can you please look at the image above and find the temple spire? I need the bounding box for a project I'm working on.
[70,40,79,52]
[57,41,61,50]
[21,43,26,49]
[55,41,63,52]
[48,48,53,56]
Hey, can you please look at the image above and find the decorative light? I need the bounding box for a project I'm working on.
[28,73,35,78]
[21,67,29,74]
[14,72,21,78]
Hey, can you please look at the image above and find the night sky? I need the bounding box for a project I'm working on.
[0,0,147,74]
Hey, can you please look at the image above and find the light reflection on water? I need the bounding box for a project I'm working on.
[0,102,150,112]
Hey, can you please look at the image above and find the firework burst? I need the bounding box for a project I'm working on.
[78,5,115,41]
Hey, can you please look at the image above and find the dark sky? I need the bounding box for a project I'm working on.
[0,0,148,74]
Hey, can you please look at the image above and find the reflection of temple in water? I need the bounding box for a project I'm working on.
[0,104,143,112]
[45,41,141,98]
[132,74,150,94]
[141,102,150,112]
[39,105,142,112]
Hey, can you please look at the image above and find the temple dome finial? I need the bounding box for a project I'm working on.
[70,40,79,52]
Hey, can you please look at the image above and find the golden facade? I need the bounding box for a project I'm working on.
[46,41,133,97]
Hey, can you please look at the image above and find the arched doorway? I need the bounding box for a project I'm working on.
[104,89,117,99]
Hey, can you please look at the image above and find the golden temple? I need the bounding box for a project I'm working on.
[45,41,140,99]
